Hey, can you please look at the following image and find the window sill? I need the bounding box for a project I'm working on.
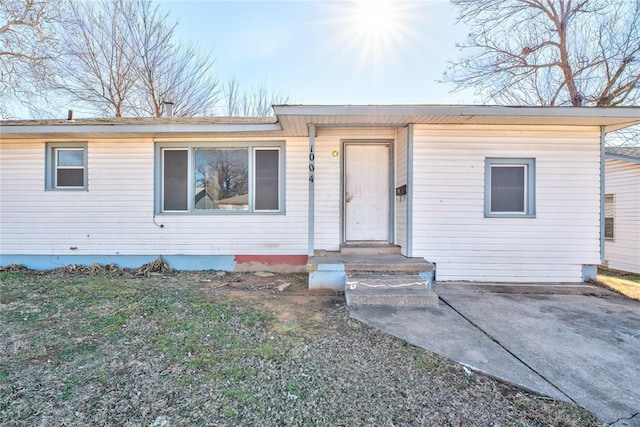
[157,211,285,216]
[484,214,536,219]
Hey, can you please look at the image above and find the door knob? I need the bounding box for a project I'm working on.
[346,192,353,203]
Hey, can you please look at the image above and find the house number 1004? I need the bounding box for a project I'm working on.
[309,147,315,182]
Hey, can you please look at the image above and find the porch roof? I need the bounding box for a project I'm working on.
[273,105,640,135]
[1,104,638,139]
[605,147,640,164]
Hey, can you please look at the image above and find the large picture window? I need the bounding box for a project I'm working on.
[158,142,283,214]
[485,158,535,217]
[45,142,88,190]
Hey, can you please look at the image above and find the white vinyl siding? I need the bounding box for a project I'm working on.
[395,126,408,255]
[604,159,640,273]
[411,125,601,283]
[0,137,308,256]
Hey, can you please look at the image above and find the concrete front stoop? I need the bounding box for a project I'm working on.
[308,244,437,308]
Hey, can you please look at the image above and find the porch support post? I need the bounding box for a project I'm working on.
[600,126,606,264]
[308,125,317,257]
[407,124,414,257]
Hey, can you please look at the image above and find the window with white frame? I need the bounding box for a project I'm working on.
[158,142,283,213]
[46,143,88,190]
[604,194,614,240]
[485,158,536,217]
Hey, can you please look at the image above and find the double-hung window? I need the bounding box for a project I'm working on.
[604,194,614,240]
[158,142,284,214]
[485,158,536,217]
[46,143,88,190]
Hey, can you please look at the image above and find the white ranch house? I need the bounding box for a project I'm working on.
[604,147,640,274]
[1,105,639,287]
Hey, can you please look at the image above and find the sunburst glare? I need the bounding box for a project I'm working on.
[326,0,418,65]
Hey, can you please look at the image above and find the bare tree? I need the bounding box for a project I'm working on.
[126,0,219,117]
[444,0,640,108]
[0,0,65,117]
[52,0,219,117]
[222,76,290,117]
[50,0,138,117]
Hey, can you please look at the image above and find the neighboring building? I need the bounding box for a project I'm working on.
[604,147,640,274]
[1,105,639,285]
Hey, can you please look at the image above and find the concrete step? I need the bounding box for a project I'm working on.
[346,274,439,308]
[307,253,436,291]
[343,257,434,274]
[433,282,618,297]
[340,244,401,255]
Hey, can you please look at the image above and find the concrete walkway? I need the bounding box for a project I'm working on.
[350,282,640,426]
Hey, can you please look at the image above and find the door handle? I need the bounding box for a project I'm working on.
[345,191,353,203]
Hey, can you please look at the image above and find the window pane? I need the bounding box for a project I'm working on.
[194,148,248,211]
[604,194,614,238]
[491,166,525,213]
[57,169,84,187]
[604,218,614,239]
[163,150,188,211]
[57,149,84,167]
[255,149,279,210]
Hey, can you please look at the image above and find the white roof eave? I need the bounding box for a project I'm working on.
[272,104,640,133]
[0,122,284,137]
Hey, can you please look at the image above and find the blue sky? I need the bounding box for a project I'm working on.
[162,0,475,105]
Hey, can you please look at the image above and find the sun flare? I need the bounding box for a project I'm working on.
[327,0,415,64]
[352,0,401,40]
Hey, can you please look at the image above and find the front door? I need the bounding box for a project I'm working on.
[344,143,390,241]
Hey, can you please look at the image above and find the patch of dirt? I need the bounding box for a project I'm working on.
[0,267,602,427]
[194,271,344,335]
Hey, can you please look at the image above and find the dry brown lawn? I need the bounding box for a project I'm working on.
[597,267,640,300]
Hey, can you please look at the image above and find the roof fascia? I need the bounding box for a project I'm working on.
[0,122,283,136]
[605,153,640,164]
[273,105,640,131]
[273,104,640,118]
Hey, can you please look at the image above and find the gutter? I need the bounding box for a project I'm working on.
[0,123,283,136]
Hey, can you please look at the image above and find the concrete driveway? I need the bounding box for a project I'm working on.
[350,282,640,426]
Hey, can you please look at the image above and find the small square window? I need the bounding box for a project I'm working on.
[46,143,88,190]
[485,158,535,217]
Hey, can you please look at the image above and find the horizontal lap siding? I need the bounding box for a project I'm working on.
[412,125,601,283]
[395,127,408,255]
[0,138,308,256]
[605,159,640,273]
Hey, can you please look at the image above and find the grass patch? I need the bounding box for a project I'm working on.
[597,267,640,300]
[0,270,602,426]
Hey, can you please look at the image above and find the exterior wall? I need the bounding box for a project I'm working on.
[313,127,396,251]
[412,125,601,283]
[604,158,640,273]
[395,126,408,255]
[0,136,308,269]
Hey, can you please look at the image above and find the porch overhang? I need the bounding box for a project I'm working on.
[273,104,640,135]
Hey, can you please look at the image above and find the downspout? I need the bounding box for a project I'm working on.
[407,124,414,258]
[600,126,606,264]
[308,125,316,257]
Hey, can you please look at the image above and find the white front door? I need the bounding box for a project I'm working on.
[345,143,390,241]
